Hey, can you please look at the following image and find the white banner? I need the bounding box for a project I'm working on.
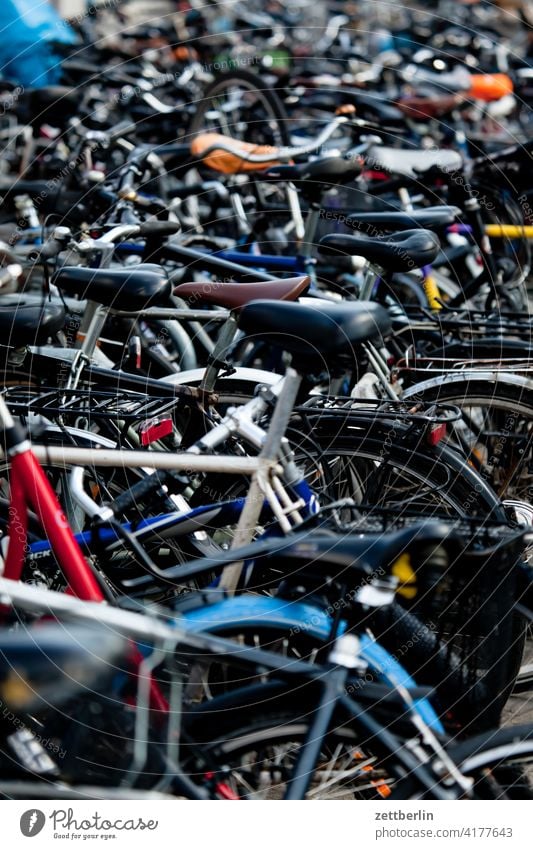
[1,800,531,848]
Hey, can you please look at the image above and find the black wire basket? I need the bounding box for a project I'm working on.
[339,507,527,732]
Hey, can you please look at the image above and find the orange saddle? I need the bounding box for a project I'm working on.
[190,132,281,175]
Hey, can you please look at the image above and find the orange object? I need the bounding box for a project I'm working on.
[336,103,357,115]
[469,73,513,102]
[175,46,194,61]
[191,132,280,174]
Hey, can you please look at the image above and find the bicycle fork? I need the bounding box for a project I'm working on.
[283,633,474,800]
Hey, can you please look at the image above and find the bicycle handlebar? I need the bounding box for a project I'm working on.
[69,118,139,148]
[29,216,180,263]
[200,117,350,166]
[28,237,67,263]
[83,219,180,247]
[28,226,72,263]
[277,116,349,160]
[203,114,400,165]
[138,220,181,237]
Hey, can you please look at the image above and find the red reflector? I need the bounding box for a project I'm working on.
[140,418,173,446]
[362,170,388,181]
[427,422,447,446]
[204,772,240,799]
[216,782,240,800]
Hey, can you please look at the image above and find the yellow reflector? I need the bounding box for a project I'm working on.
[391,553,418,599]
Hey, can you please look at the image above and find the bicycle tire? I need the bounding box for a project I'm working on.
[190,69,290,146]
[182,684,427,800]
[403,372,533,501]
[291,413,507,520]
[447,723,533,799]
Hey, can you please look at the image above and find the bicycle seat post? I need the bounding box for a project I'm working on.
[358,262,383,300]
[219,368,302,594]
[199,313,239,394]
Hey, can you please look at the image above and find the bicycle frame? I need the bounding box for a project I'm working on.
[0,576,465,799]
[0,395,103,600]
[0,370,300,723]
[0,371,314,752]
[0,370,309,578]
[0,377,476,797]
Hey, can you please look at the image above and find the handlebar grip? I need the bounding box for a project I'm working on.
[138,220,181,237]
[28,239,65,263]
[109,469,189,516]
[109,471,170,516]
[108,121,139,143]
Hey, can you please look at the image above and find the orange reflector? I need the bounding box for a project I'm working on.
[372,780,392,798]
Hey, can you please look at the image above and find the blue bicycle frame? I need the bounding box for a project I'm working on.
[23,479,318,565]
[116,241,319,287]
[181,595,444,733]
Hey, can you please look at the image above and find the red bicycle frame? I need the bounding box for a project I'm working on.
[0,394,168,712]
[5,448,103,599]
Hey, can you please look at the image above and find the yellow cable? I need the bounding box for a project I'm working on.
[423,274,442,310]
[485,224,533,238]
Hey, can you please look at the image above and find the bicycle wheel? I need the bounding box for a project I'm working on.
[182,407,507,550]
[477,184,531,306]
[182,565,525,735]
[190,69,290,146]
[186,70,290,230]
[445,724,533,799]
[182,683,418,800]
[184,678,532,800]
[403,373,533,502]
[290,412,507,520]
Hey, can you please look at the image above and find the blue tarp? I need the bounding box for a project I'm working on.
[0,1,77,87]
